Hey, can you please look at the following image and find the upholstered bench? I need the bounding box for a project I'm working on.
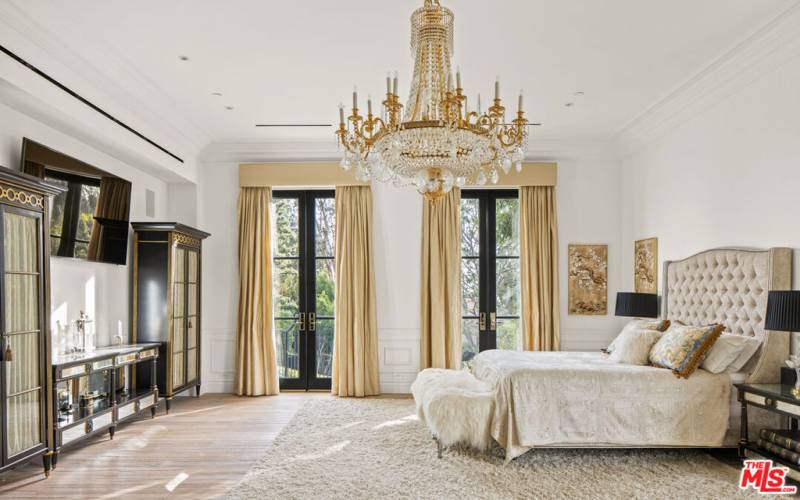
[410,368,496,458]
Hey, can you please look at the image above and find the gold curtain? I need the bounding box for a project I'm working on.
[519,186,560,351]
[235,187,280,396]
[331,186,380,397]
[420,189,462,369]
[87,176,132,261]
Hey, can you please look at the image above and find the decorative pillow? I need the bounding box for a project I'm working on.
[701,333,760,374]
[606,319,671,353]
[649,323,724,378]
[609,328,663,365]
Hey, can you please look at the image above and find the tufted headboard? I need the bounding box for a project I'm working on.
[662,247,793,383]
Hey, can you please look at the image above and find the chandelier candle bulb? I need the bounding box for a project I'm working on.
[353,87,358,110]
[518,91,524,113]
[495,77,500,100]
[339,104,345,126]
[387,73,392,94]
[456,67,461,89]
[367,96,372,116]
[393,73,398,95]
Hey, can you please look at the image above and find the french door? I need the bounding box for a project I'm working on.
[272,190,335,390]
[460,190,520,367]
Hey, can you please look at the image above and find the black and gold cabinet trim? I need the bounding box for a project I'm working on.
[0,166,61,476]
[132,222,210,413]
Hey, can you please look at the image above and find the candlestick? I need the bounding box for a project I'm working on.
[518,90,523,112]
[386,73,391,94]
[339,104,345,125]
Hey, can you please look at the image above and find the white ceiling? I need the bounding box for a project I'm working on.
[2,0,796,148]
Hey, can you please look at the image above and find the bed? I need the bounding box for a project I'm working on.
[471,247,792,460]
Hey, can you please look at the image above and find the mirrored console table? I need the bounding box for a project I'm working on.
[50,343,159,471]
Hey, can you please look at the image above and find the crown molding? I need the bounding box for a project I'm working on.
[0,1,211,157]
[617,3,800,154]
[199,136,620,165]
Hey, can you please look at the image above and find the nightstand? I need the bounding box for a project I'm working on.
[736,383,800,481]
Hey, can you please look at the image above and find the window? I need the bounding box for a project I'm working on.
[460,190,520,367]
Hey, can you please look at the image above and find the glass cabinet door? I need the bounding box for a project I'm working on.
[171,247,186,388]
[3,209,43,459]
[186,250,199,383]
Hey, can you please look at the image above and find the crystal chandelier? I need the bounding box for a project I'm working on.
[336,0,529,202]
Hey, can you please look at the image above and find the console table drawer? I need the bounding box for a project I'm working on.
[92,412,113,430]
[118,400,138,420]
[139,393,156,409]
[61,424,87,445]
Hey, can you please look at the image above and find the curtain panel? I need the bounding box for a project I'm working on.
[332,186,380,397]
[519,186,560,351]
[420,189,462,369]
[235,187,280,396]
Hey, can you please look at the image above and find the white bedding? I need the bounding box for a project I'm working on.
[471,350,732,460]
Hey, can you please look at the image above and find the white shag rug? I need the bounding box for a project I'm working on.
[226,398,755,499]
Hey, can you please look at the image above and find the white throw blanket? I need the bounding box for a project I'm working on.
[471,350,731,460]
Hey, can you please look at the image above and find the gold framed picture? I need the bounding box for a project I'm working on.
[568,244,608,315]
[634,237,658,294]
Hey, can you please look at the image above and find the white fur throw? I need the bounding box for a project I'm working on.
[410,369,495,450]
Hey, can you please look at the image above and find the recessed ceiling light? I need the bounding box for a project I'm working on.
[211,92,222,97]
[178,55,189,61]
[564,102,574,107]
[574,91,585,96]
[225,106,235,110]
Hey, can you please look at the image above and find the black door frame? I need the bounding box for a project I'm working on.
[461,189,518,353]
[272,190,334,391]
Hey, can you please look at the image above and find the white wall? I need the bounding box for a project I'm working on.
[0,100,168,348]
[620,39,800,346]
[197,141,626,394]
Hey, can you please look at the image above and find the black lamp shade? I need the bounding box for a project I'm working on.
[615,292,658,318]
[765,291,800,332]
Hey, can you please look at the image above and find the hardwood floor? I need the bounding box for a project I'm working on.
[0,393,326,499]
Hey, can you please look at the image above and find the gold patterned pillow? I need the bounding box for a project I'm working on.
[648,323,724,378]
[605,319,671,354]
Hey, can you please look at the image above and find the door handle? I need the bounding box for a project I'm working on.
[490,312,497,331]
[298,313,306,331]
[479,312,486,331]
[4,345,12,362]
[308,313,316,332]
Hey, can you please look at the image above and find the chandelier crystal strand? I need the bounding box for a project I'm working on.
[336,0,529,202]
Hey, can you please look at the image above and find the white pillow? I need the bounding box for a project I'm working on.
[726,336,761,373]
[700,333,761,374]
[609,328,663,365]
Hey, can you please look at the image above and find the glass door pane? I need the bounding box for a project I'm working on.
[311,197,335,384]
[3,210,43,457]
[186,250,199,384]
[172,247,186,387]
[495,197,520,350]
[272,197,302,384]
[460,197,480,367]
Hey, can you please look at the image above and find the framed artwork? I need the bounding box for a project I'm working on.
[634,237,658,294]
[568,244,608,315]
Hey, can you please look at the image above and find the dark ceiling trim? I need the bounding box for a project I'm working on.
[255,124,332,127]
[0,43,184,163]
